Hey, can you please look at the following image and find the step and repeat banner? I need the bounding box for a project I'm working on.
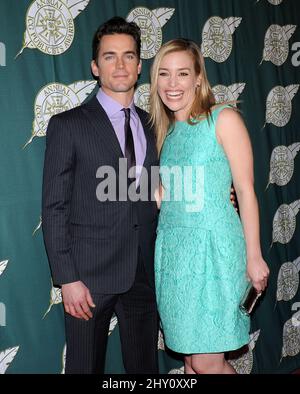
[0,0,299,374]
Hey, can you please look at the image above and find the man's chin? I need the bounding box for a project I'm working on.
[113,86,134,93]
[114,84,133,92]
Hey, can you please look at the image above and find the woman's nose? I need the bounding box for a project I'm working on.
[168,75,177,87]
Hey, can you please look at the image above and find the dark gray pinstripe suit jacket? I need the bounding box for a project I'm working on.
[42,95,159,294]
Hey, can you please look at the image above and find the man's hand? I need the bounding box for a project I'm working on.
[61,281,96,320]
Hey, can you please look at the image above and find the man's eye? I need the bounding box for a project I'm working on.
[104,55,114,60]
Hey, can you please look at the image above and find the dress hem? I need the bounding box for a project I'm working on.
[164,338,250,355]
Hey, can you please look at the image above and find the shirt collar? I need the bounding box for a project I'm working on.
[96,88,137,118]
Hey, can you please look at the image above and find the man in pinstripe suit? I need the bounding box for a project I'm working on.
[42,17,159,374]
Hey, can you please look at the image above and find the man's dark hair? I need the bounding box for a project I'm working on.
[92,16,141,63]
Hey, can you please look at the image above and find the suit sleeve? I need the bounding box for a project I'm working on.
[42,115,79,285]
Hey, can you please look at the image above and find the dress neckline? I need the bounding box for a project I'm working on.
[174,104,230,125]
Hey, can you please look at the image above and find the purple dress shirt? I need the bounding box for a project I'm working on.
[96,89,147,184]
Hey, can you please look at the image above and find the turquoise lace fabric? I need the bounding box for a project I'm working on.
[155,106,250,353]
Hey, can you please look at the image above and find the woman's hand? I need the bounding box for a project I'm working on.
[154,183,164,209]
[247,257,270,293]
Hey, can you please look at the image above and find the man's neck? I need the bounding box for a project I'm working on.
[101,87,134,108]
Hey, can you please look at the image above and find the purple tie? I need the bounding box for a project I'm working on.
[122,108,136,176]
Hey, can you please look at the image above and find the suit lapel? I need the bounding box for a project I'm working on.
[81,96,124,159]
[81,97,157,167]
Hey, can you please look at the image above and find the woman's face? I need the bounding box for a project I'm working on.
[157,50,200,121]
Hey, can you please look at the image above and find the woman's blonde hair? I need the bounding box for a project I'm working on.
[150,38,216,154]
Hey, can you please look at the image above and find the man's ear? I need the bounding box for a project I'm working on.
[91,60,99,78]
[138,60,142,75]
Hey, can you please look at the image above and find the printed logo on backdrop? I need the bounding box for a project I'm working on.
[267,0,284,4]
[134,83,151,112]
[33,216,42,235]
[228,330,261,374]
[272,200,300,245]
[201,16,242,63]
[0,259,9,329]
[265,85,299,128]
[281,311,300,360]
[256,0,284,4]
[126,7,175,59]
[109,316,118,336]
[0,259,9,328]
[266,143,300,188]
[23,80,96,148]
[168,366,184,374]
[261,24,297,66]
[16,0,90,57]
[0,260,9,278]
[158,329,165,351]
[212,83,245,105]
[277,256,300,303]
[43,281,62,318]
[0,347,20,374]
[61,344,66,374]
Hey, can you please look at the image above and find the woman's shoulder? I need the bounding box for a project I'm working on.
[210,103,237,114]
[210,103,241,125]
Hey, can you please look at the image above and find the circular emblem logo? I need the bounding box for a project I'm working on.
[270,146,294,186]
[273,204,296,244]
[26,0,74,55]
[266,86,291,127]
[134,84,151,112]
[282,318,300,358]
[127,7,162,59]
[229,351,253,375]
[268,0,283,5]
[212,85,233,103]
[202,16,232,63]
[34,83,80,134]
[264,25,289,66]
[277,262,299,301]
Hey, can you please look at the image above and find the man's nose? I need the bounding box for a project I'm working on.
[116,57,125,68]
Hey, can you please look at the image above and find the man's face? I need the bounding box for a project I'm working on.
[91,34,141,100]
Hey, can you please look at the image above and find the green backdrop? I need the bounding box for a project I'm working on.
[0,0,299,374]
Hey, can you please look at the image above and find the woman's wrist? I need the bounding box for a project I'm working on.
[246,253,263,264]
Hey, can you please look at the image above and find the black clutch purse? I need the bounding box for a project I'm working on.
[239,283,262,316]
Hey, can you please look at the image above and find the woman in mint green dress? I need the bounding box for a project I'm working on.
[150,39,270,374]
